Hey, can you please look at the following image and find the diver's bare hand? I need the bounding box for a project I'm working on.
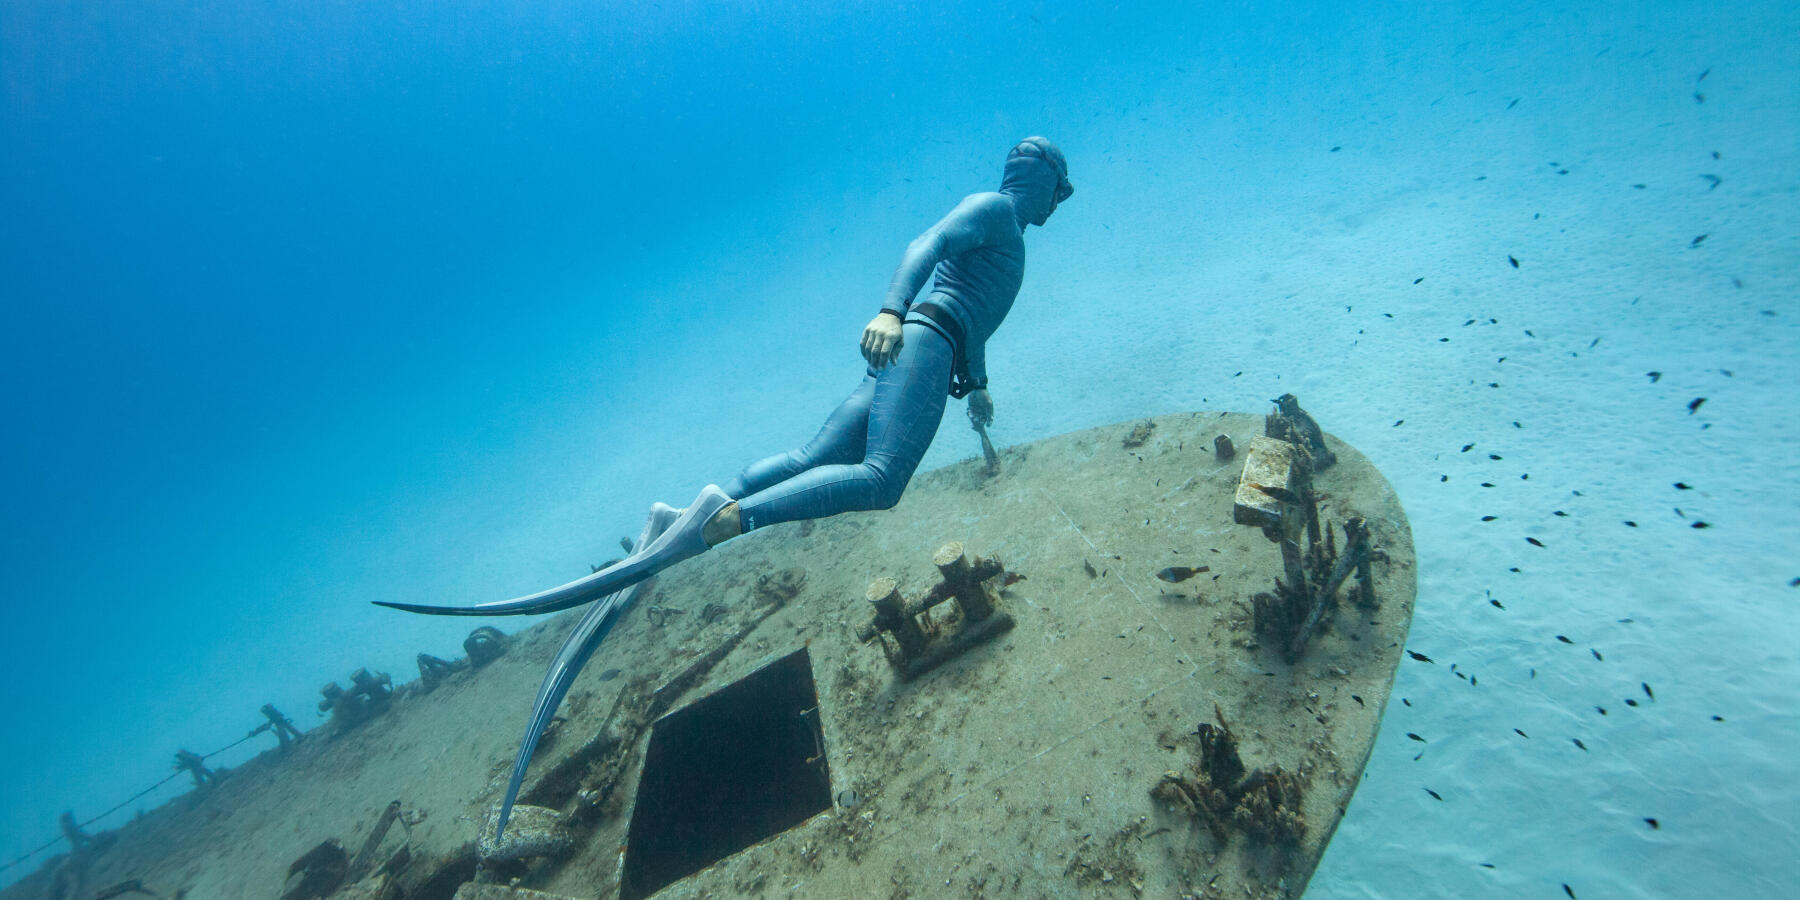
[967,389,993,427]
[861,312,904,368]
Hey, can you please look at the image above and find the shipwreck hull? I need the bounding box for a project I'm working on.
[7,411,1413,900]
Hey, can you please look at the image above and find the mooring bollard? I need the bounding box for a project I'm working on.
[859,577,930,663]
[931,542,999,622]
[856,543,1016,681]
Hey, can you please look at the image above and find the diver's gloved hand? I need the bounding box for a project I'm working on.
[967,389,993,427]
[861,311,904,368]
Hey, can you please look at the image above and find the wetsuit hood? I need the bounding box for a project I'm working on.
[1001,136,1072,227]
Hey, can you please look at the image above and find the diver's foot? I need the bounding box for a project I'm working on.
[703,501,741,547]
[646,484,732,560]
[587,486,730,595]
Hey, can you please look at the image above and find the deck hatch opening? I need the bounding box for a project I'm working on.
[621,647,830,898]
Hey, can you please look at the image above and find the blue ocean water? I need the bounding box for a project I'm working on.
[3,0,1795,896]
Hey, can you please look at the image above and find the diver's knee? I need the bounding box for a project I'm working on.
[870,472,911,510]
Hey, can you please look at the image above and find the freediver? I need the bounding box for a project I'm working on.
[379,138,1070,837]
[379,136,1072,620]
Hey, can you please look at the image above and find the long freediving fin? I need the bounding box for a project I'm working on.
[492,587,632,838]
[375,486,731,618]
[490,500,681,838]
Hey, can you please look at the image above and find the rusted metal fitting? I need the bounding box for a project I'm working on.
[857,577,930,662]
[1232,411,1378,664]
[1266,393,1336,470]
[464,626,508,666]
[931,542,1000,622]
[1214,434,1235,461]
[417,653,457,691]
[856,543,1015,681]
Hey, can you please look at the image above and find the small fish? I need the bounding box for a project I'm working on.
[1525,329,1536,337]
[1508,255,1520,268]
[1408,732,1427,743]
[1002,572,1026,586]
[1490,598,1505,609]
[1351,694,1364,706]
[1394,419,1405,427]
[1691,521,1711,529]
[1506,98,1519,109]
[1481,515,1497,521]
[1712,715,1724,721]
[1413,276,1424,284]
[1514,728,1529,738]
[837,789,863,808]
[1688,397,1706,414]
[1572,738,1588,751]
[1697,68,1710,81]
[1557,635,1573,644]
[1554,510,1569,517]
[1462,443,1475,452]
[1644,817,1660,829]
[1424,787,1443,801]
[1403,698,1412,706]
[1480,863,1496,869]
[1155,565,1210,583]
[597,668,622,682]
[1626,698,1639,707]
[1642,682,1655,701]
[1408,650,1435,663]
[1701,173,1722,190]
[1597,706,1608,715]
[1691,233,1709,247]
[1527,537,1545,547]
[1647,371,1662,382]
[1082,559,1097,578]
[1592,649,1604,661]
[1625,520,1638,527]
[1564,885,1578,899]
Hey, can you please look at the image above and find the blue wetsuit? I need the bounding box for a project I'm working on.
[376,140,1070,843]
[729,146,1069,532]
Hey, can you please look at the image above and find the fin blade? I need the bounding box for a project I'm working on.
[495,586,636,838]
